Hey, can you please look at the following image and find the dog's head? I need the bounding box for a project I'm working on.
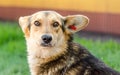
[19,11,89,58]
[19,11,89,47]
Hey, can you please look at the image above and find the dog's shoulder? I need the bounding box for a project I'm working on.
[68,42,120,75]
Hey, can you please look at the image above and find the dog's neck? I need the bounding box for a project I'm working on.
[38,48,76,75]
[28,41,78,75]
[38,42,80,74]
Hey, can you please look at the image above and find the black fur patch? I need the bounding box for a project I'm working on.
[64,19,68,25]
[67,34,73,42]
[60,19,66,32]
[60,25,65,32]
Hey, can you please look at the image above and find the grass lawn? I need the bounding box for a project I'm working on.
[0,21,120,75]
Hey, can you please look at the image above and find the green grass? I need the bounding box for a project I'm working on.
[0,22,29,75]
[0,21,120,75]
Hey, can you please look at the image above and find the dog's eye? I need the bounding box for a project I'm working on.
[34,21,41,26]
[53,22,59,27]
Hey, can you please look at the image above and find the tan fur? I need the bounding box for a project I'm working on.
[19,11,89,75]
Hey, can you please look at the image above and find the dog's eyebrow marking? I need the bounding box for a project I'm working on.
[44,12,50,17]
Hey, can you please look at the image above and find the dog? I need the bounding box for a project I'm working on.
[19,11,120,75]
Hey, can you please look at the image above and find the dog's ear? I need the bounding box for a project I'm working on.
[64,15,89,33]
[19,16,30,37]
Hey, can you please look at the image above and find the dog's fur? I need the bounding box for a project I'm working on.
[19,11,120,75]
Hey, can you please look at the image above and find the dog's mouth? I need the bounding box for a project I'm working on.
[41,43,52,47]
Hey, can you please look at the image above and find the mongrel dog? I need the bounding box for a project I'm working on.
[19,11,120,75]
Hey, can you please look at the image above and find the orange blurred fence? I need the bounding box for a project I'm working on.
[0,0,120,35]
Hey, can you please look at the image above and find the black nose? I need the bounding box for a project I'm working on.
[42,35,52,43]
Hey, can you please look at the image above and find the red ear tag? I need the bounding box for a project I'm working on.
[68,25,77,30]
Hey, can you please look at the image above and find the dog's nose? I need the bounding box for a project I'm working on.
[42,35,52,43]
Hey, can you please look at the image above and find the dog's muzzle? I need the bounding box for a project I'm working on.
[41,35,52,47]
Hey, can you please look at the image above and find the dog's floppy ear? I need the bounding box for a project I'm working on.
[19,16,30,37]
[64,15,89,33]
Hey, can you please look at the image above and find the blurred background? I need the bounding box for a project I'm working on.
[0,0,120,75]
[0,0,120,35]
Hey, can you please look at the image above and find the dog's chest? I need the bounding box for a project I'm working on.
[28,55,79,75]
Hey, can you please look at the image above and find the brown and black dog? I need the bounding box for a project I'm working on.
[19,11,120,75]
